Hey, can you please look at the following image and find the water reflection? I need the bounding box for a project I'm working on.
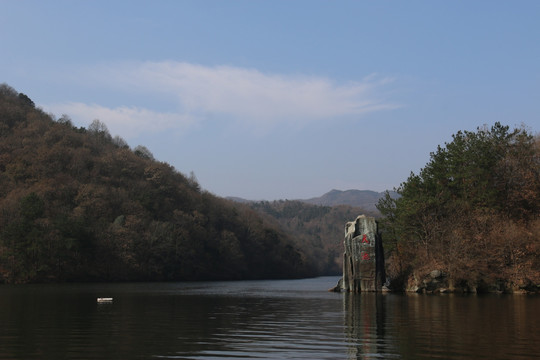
[343,293,397,359]
[0,278,539,359]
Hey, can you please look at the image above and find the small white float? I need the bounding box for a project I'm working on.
[97,297,113,303]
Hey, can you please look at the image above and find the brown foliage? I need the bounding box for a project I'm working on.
[0,84,312,283]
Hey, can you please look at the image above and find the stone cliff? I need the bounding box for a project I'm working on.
[337,215,386,292]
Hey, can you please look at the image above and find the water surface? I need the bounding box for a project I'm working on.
[1,276,538,359]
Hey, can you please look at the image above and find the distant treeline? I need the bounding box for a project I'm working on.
[0,84,320,283]
[246,200,377,275]
[377,123,540,292]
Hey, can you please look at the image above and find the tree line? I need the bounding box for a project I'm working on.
[377,123,540,292]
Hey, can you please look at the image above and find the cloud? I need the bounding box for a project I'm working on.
[111,62,396,123]
[45,102,195,139]
[50,61,397,136]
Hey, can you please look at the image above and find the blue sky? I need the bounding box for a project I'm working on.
[1,1,539,200]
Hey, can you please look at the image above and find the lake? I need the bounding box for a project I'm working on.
[0,276,538,359]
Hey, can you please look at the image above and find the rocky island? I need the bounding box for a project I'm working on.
[332,215,386,292]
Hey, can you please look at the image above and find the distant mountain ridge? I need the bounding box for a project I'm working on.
[228,189,398,212]
[302,189,394,212]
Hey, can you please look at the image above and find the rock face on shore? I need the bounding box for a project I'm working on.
[404,270,540,294]
[340,215,386,292]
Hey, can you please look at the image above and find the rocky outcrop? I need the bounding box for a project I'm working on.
[405,270,450,293]
[404,270,540,294]
[339,215,385,292]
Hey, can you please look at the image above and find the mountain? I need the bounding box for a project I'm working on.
[225,196,255,204]
[229,189,398,212]
[302,189,395,212]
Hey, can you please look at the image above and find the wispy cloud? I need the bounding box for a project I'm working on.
[49,61,397,136]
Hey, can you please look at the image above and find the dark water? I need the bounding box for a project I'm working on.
[0,276,539,359]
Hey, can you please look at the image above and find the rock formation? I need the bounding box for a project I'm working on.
[339,215,385,292]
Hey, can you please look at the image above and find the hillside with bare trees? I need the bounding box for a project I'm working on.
[0,84,315,283]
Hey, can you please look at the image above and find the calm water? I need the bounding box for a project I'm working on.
[0,276,539,359]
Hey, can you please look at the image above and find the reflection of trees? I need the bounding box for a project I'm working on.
[343,293,390,359]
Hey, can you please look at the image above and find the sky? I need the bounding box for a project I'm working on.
[1,1,539,200]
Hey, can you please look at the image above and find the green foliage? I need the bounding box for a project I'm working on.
[0,84,313,283]
[377,123,540,290]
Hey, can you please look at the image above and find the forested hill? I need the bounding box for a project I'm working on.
[377,123,540,293]
[0,84,315,283]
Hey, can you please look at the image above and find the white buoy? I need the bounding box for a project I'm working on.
[97,297,113,303]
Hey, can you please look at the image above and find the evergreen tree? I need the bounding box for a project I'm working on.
[377,123,540,290]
